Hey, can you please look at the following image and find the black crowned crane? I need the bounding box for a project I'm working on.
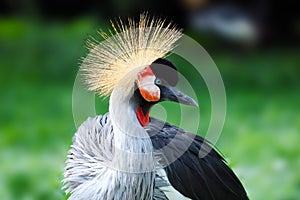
[63,14,248,200]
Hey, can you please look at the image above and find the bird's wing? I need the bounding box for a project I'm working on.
[146,117,249,200]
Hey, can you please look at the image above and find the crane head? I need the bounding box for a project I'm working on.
[135,58,198,126]
[137,58,197,107]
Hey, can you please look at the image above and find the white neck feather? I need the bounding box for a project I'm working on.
[109,86,155,170]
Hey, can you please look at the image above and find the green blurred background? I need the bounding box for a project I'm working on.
[0,0,299,199]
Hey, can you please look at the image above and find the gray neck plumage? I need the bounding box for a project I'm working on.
[109,85,155,199]
[109,87,155,200]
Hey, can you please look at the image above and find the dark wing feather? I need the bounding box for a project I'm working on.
[146,118,249,200]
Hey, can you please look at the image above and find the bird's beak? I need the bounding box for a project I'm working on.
[161,86,198,107]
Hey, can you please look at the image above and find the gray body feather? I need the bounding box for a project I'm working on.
[63,114,171,200]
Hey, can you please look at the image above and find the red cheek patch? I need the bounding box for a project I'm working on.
[139,87,160,102]
[137,67,160,102]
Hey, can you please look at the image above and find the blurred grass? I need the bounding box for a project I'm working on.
[0,18,299,200]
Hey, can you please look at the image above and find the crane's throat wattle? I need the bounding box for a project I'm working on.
[136,106,150,127]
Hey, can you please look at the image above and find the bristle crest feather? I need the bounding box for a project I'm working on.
[80,13,182,97]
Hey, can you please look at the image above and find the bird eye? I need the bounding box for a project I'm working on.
[155,78,161,85]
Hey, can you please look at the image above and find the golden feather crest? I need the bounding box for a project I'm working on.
[80,14,183,97]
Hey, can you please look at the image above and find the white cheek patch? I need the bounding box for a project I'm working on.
[137,75,160,102]
[138,75,156,90]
